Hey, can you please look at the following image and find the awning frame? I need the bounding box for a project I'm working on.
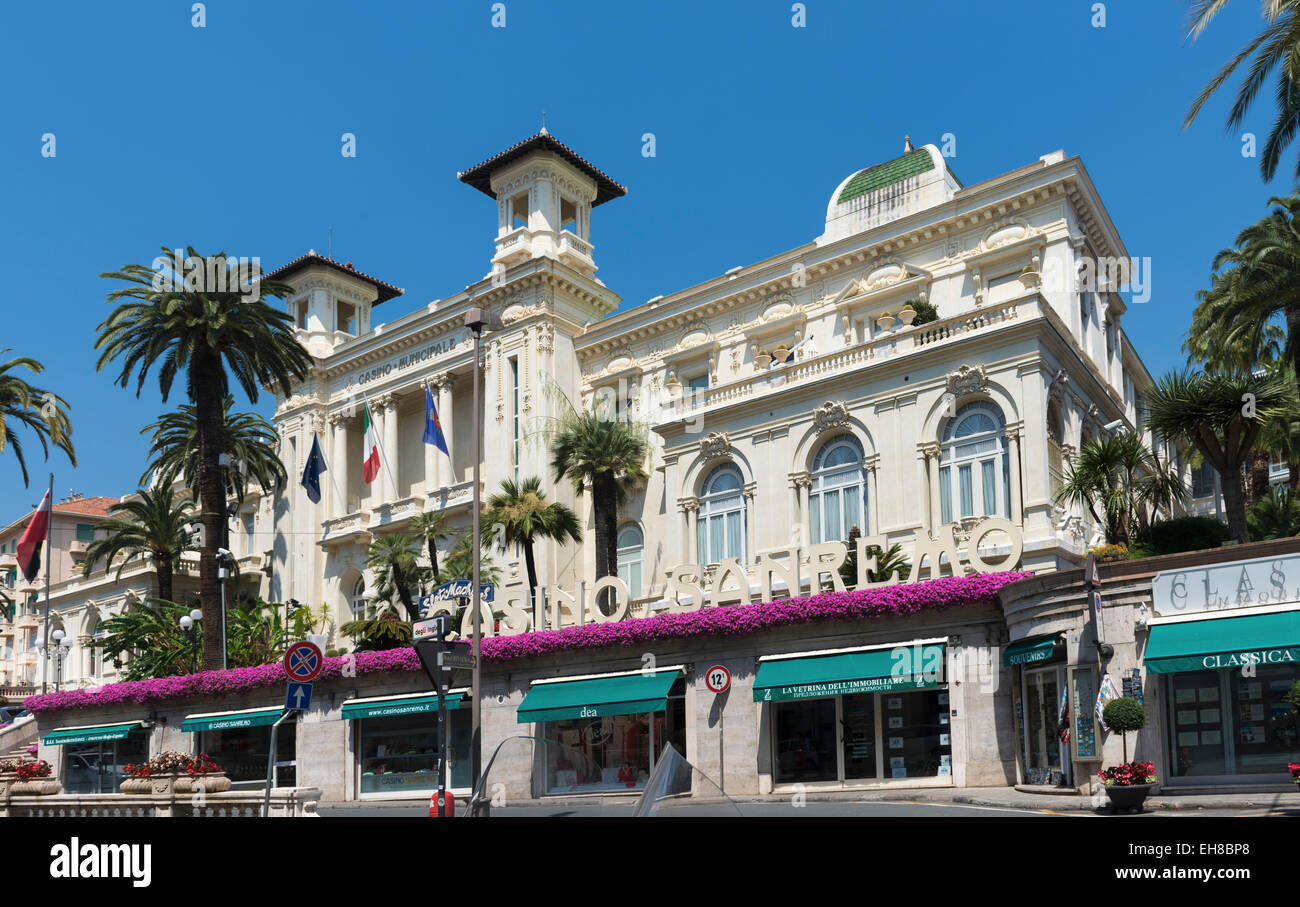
[41,720,145,746]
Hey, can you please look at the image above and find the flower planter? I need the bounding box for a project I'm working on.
[1104,783,1152,813]
[898,306,917,326]
[875,315,895,334]
[9,779,61,796]
[175,774,231,794]
[754,352,773,369]
[772,346,790,363]
[118,777,153,794]
[1018,270,1041,289]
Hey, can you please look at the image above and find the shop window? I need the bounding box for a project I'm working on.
[616,524,644,600]
[939,403,1009,523]
[772,688,950,785]
[544,679,687,794]
[697,464,745,565]
[358,710,472,794]
[1167,664,1299,781]
[199,723,295,790]
[61,733,148,794]
[1022,666,1066,786]
[809,436,867,542]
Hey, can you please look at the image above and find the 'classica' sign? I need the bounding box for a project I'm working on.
[1152,552,1300,617]
[447,518,1023,638]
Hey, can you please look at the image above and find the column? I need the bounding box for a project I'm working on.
[1006,428,1023,525]
[743,484,757,561]
[865,460,879,535]
[424,377,441,496]
[331,413,350,517]
[924,445,942,530]
[682,500,698,563]
[439,374,456,485]
[790,473,810,545]
[382,393,400,503]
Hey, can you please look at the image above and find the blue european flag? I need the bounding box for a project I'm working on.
[424,384,451,459]
[300,432,327,504]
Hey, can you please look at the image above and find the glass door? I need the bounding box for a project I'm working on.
[1023,666,1064,785]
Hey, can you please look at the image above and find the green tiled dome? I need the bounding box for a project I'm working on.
[836,149,935,204]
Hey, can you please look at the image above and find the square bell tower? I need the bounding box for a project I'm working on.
[458,128,626,282]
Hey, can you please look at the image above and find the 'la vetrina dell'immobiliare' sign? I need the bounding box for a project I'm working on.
[449,517,1023,638]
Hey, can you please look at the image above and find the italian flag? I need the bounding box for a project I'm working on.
[362,404,381,485]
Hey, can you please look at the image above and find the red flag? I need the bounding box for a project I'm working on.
[16,490,51,582]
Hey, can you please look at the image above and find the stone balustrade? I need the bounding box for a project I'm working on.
[0,785,323,818]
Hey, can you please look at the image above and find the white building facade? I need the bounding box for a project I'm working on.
[266,132,1163,632]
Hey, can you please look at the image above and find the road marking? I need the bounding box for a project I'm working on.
[878,799,1080,816]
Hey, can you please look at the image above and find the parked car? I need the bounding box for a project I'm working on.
[0,706,29,724]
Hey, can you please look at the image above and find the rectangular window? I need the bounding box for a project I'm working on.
[543,682,686,793]
[295,299,308,330]
[61,734,149,794]
[981,460,996,518]
[939,467,952,525]
[76,524,94,543]
[686,373,709,392]
[958,465,973,518]
[336,300,356,334]
[199,724,296,790]
[510,356,520,479]
[358,710,472,794]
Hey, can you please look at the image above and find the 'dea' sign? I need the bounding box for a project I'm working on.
[446,517,1023,638]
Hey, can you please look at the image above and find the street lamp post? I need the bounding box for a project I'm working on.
[217,548,233,670]
[34,629,73,691]
[178,608,203,674]
[463,306,503,814]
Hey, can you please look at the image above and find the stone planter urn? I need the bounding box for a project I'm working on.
[1019,269,1041,289]
[772,345,790,363]
[174,773,232,794]
[754,351,773,369]
[875,314,895,334]
[897,305,917,326]
[9,778,61,796]
[118,776,154,794]
[1104,782,1153,813]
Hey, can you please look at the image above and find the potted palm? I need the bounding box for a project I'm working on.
[1099,697,1155,812]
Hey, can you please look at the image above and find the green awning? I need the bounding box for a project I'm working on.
[181,707,284,733]
[753,645,945,702]
[42,721,143,746]
[1003,635,1061,667]
[1145,611,1300,674]
[517,670,680,724]
[341,692,465,721]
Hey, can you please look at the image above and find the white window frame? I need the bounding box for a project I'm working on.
[809,436,868,542]
[698,465,746,565]
[939,403,1009,523]
[616,524,644,600]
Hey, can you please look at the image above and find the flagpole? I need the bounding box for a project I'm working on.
[316,431,346,516]
[40,473,52,695]
[360,389,402,502]
[424,378,454,489]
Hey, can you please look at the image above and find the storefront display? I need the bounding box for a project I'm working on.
[356,711,472,794]
[197,723,295,789]
[58,732,148,794]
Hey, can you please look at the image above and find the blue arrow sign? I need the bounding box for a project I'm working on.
[285,682,313,712]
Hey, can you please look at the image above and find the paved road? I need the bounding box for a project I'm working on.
[320,800,1296,818]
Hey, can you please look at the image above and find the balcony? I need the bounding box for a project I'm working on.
[318,511,373,548]
[69,538,89,556]
[655,293,1030,429]
[422,480,475,514]
[0,552,16,570]
[370,495,427,532]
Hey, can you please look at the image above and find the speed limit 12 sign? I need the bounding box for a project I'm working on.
[705,665,731,694]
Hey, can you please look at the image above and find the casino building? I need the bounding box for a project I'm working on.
[26,132,1245,805]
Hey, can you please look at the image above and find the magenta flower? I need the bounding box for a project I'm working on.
[24,571,1031,715]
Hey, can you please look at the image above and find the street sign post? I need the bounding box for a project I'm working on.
[705,665,731,694]
[411,628,470,817]
[285,682,314,712]
[413,615,450,643]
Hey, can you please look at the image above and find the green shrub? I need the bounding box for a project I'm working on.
[910,299,939,326]
[1102,697,1148,734]
[1143,516,1230,556]
[1284,681,1300,714]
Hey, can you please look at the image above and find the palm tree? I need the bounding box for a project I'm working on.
[1185,194,1300,394]
[365,532,426,622]
[97,598,195,681]
[141,395,285,506]
[95,248,311,670]
[1248,484,1300,539]
[341,609,411,652]
[226,598,311,667]
[484,476,582,602]
[409,510,455,582]
[82,486,196,603]
[1055,432,1188,547]
[1183,1,1300,181]
[438,531,503,585]
[0,351,75,485]
[550,413,648,601]
[1147,369,1299,542]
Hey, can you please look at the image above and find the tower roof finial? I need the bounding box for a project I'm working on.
[904,134,913,153]
[540,111,548,135]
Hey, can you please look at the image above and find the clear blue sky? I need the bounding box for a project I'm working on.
[0,0,1287,516]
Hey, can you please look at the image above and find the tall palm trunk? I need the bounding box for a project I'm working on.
[593,474,619,612]
[1247,450,1271,504]
[393,563,418,621]
[522,536,538,601]
[1219,465,1250,544]
[157,555,174,604]
[193,350,226,671]
[426,538,439,582]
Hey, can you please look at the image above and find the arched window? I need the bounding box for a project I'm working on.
[939,403,1009,523]
[809,436,868,542]
[350,576,372,622]
[617,524,644,600]
[698,464,746,564]
[1046,401,1065,497]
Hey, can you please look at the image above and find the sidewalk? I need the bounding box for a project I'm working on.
[324,785,1300,812]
